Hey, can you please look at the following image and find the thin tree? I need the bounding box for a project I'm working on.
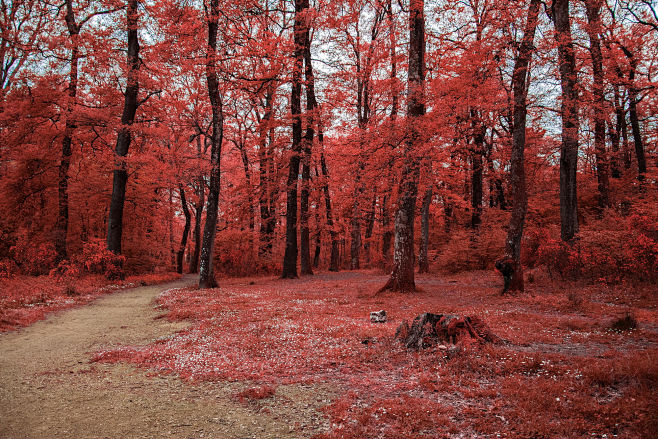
[499,0,541,294]
[379,0,425,293]
[418,187,432,273]
[198,0,224,289]
[107,0,140,255]
[177,185,191,274]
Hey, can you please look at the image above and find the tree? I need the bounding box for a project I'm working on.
[380,0,425,293]
[551,0,579,242]
[499,0,541,294]
[107,0,141,256]
[198,0,224,289]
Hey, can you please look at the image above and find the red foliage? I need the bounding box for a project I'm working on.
[92,272,658,438]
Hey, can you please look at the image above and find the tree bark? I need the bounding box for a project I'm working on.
[618,45,647,179]
[258,88,275,256]
[189,133,204,274]
[300,18,316,275]
[585,0,610,209]
[54,0,80,262]
[363,194,376,266]
[380,0,424,293]
[107,0,140,256]
[199,0,224,289]
[319,130,340,271]
[281,0,307,279]
[552,0,579,242]
[500,0,540,294]
[177,185,191,274]
[418,187,432,273]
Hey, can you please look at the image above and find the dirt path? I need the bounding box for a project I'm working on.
[0,276,330,439]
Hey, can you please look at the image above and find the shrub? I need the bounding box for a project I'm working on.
[79,239,125,279]
[9,230,57,275]
[0,259,14,279]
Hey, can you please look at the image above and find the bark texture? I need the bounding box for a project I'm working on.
[176,185,191,274]
[199,0,224,289]
[107,0,140,256]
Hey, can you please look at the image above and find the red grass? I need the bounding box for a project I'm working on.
[90,270,658,438]
[0,272,181,332]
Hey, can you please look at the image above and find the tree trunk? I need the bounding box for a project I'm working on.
[418,187,432,273]
[281,0,307,279]
[363,194,376,266]
[313,185,322,268]
[199,0,224,289]
[500,0,540,294]
[300,19,316,275]
[350,194,361,269]
[258,88,275,256]
[107,0,140,256]
[619,46,647,179]
[381,194,393,263]
[319,137,339,272]
[609,84,622,178]
[189,134,204,274]
[177,185,191,274]
[238,141,255,232]
[380,0,424,293]
[54,0,80,262]
[552,0,579,242]
[585,0,610,209]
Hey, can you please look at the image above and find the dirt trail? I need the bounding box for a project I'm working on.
[0,275,329,439]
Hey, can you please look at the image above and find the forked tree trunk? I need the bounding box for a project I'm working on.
[499,0,540,294]
[199,0,224,289]
[177,185,191,274]
[585,0,610,209]
[107,0,140,257]
[618,45,647,180]
[552,0,579,242]
[281,0,307,279]
[418,187,432,273]
[54,0,80,262]
[379,0,424,293]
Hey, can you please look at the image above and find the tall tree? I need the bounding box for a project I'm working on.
[281,0,307,279]
[551,0,579,242]
[177,185,191,274]
[198,0,224,289]
[585,0,610,209]
[107,0,140,255]
[499,0,541,293]
[380,0,424,292]
[418,187,432,273]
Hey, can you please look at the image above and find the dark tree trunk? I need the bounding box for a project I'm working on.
[177,185,191,274]
[319,140,340,272]
[313,185,322,269]
[54,0,80,262]
[258,88,275,256]
[350,194,361,270]
[609,84,622,178]
[380,0,424,293]
[107,0,140,256]
[363,194,376,266]
[618,45,647,179]
[552,0,579,242]
[585,0,610,209]
[418,187,432,273]
[199,0,224,289]
[470,138,484,229]
[300,20,316,275]
[381,194,393,263]
[281,0,307,279]
[238,141,255,232]
[500,0,540,294]
[189,134,204,274]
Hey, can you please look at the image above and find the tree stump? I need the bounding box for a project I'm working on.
[396,313,503,349]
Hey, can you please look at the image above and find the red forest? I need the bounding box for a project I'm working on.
[0,0,656,438]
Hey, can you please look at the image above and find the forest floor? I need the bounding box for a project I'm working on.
[0,270,656,438]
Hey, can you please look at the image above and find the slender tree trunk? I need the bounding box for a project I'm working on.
[319,138,339,272]
[313,183,322,268]
[281,0,307,278]
[258,89,274,256]
[55,0,80,262]
[107,0,140,256]
[470,126,484,229]
[418,187,432,273]
[500,0,541,294]
[238,142,255,232]
[199,0,224,289]
[350,193,361,269]
[177,185,191,274]
[363,194,376,266]
[189,134,204,274]
[585,0,610,209]
[381,194,393,262]
[619,46,647,179]
[552,0,579,242]
[300,19,316,275]
[609,84,622,178]
[380,0,424,293]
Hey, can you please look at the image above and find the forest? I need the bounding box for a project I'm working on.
[0,0,656,438]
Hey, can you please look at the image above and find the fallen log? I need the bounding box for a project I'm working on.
[396,313,504,350]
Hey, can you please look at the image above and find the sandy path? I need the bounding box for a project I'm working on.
[0,275,329,439]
